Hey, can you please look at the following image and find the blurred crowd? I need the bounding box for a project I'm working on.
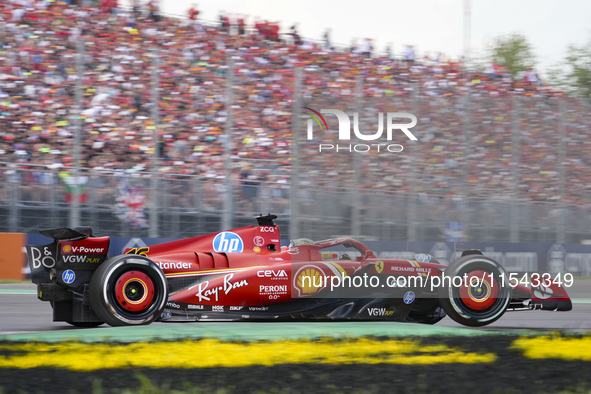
[1,0,591,213]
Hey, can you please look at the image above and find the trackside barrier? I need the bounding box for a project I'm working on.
[0,233,27,280]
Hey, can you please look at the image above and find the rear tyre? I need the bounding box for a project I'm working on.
[50,302,105,328]
[439,255,511,327]
[89,254,168,327]
[407,307,446,325]
[406,299,446,325]
[66,321,104,328]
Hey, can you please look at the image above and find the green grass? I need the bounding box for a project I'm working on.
[0,280,28,284]
[0,373,590,394]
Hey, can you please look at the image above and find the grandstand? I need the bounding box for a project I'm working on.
[1,1,590,243]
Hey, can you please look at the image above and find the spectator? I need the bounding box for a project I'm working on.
[350,38,358,53]
[237,15,245,35]
[525,67,539,86]
[219,11,230,33]
[384,42,393,60]
[131,0,141,20]
[323,28,331,49]
[101,0,119,16]
[148,0,160,22]
[188,4,199,22]
[404,44,415,67]
[360,38,373,58]
[239,163,258,213]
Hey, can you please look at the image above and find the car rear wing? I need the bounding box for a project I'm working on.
[26,227,110,290]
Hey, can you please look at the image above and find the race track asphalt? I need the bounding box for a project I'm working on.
[1,280,591,335]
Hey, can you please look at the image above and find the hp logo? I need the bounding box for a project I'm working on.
[403,291,415,305]
[62,269,76,284]
[212,232,244,253]
[415,254,431,263]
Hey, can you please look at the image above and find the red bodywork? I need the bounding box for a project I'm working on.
[27,218,573,327]
[119,224,448,307]
[122,222,571,312]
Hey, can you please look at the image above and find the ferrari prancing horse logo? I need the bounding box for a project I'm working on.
[375,261,384,274]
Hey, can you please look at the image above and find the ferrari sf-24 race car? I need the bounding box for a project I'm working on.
[26,215,572,327]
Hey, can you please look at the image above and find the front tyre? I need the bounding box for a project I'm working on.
[89,255,168,327]
[438,255,511,327]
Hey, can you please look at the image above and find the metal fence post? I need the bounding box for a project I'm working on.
[351,75,363,237]
[89,172,96,229]
[510,95,521,242]
[557,98,566,243]
[149,46,161,238]
[407,84,419,241]
[221,57,235,230]
[70,36,84,228]
[8,169,18,232]
[461,87,472,239]
[50,169,57,229]
[290,68,303,240]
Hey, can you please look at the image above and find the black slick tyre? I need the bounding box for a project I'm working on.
[89,254,168,327]
[438,255,511,327]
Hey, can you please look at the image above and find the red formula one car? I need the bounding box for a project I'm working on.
[27,215,572,327]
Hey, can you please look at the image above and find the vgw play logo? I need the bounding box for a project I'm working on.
[303,108,417,153]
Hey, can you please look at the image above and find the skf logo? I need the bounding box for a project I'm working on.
[375,261,384,274]
[213,232,244,253]
[304,107,418,154]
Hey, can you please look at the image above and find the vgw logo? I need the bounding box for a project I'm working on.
[213,232,244,253]
[304,107,418,153]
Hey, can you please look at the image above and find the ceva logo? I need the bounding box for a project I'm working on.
[304,107,418,153]
[213,232,244,253]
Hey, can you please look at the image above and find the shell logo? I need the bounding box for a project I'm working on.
[294,266,325,296]
[62,245,71,253]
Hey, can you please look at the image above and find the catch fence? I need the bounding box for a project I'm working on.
[1,162,590,243]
